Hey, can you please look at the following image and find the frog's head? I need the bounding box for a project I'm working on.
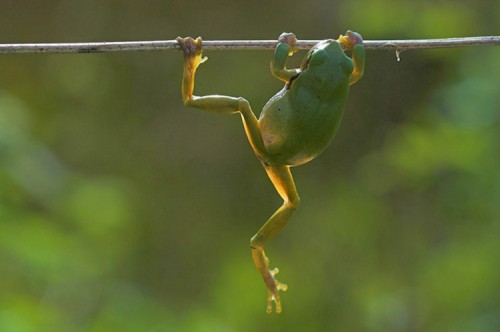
[300,31,362,71]
[299,39,341,71]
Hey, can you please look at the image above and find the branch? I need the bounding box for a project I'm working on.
[0,36,498,54]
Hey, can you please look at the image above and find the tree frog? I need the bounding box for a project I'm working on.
[176,31,365,313]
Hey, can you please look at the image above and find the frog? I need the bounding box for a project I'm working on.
[176,30,365,313]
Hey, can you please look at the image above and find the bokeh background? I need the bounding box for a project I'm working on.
[0,1,499,331]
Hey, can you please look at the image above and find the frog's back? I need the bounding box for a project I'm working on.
[259,41,354,166]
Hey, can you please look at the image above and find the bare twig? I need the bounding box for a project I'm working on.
[0,36,498,54]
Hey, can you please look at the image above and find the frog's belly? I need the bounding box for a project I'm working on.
[259,97,345,166]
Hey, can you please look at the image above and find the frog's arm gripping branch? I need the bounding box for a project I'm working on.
[337,31,365,86]
[270,33,300,84]
[349,44,365,85]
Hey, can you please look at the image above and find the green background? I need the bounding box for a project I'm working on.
[1,1,499,331]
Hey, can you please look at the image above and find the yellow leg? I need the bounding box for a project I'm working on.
[176,36,207,103]
[176,36,267,158]
[251,164,300,313]
[177,36,300,314]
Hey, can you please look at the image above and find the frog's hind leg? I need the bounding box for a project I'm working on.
[177,36,267,158]
[251,164,300,313]
[178,36,298,314]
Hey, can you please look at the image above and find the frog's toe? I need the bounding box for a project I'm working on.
[278,32,297,45]
[346,30,363,46]
[176,36,207,69]
[265,267,288,314]
[176,36,203,57]
[277,32,298,56]
[339,31,363,50]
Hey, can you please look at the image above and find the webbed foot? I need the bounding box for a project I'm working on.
[252,247,288,313]
[176,36,208,102]
[338,30,363,50]
[176,36,207,68]
[278,32,298,56]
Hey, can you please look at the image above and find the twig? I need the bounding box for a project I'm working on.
[0,36,498,54]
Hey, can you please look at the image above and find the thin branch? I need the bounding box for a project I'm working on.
[0,36,498,54]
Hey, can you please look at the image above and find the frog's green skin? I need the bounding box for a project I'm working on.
[176,31,365,314]
[261,38,361,166]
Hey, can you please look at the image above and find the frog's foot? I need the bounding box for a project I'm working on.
[176,36,208,72]
[177,36,208,101]
[252,247,288,313]
[338,30,363,50]
[278,32,298,55]
[264,266,288,314]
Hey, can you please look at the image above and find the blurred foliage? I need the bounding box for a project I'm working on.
[0,0,499,331]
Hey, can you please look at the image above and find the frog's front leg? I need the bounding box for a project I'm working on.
[338,30,365,86]
[270,32,299,84]
[251,164,300,313]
